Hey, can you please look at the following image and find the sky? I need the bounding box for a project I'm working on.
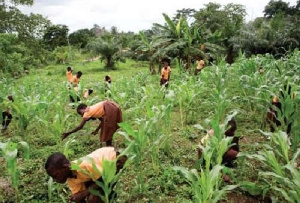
[19,0,298,33]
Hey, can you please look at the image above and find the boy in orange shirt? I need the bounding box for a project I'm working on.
[66,67,74,83]
[45,147,127,203]
[62,100,122,146]
[160,60,171,87]
[72,71,82,89]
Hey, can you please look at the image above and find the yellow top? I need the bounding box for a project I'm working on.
[67,147,116,194]
[66,71,73,83]
[197,60,205,70]
[82,101,105,119]
[161,66,171,80]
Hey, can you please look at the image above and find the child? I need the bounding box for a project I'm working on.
[266,84,296,134]
[198,119,239,167]
[66,67,74,83]
[194,58,205,75]
[72,71,83,89]
[160,60,171,88]
[69,71,83,103]
[258,66,264,74]
[83,89,94,99]
[62,100,123,146]
[104,75,112,93]
[45,147,127,203]
[2,95,14,131]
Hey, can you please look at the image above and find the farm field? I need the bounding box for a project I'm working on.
[0,52,300,203]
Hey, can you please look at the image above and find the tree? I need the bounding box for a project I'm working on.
[137,31,157,74]
[194,3,246,63]
[69,29,95,48]
[43,24,69,50]
[173,8,196,22]
[87,34,125,69]
[90,24,107,36]
[0,33,33,76]
[152,13,222,71]
[264,0,290,18]
[0,0,34,33]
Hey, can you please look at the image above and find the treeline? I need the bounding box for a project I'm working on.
[1,0,300,76]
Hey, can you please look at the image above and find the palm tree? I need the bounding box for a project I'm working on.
[87,34,124,69]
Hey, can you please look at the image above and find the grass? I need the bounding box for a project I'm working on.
[0,52,299,202]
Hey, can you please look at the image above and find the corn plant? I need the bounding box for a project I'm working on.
[71,156,128,203]
[38,102,70,144]
[0,140,29,202]
[173,165,237,202]
[242,131,300,202]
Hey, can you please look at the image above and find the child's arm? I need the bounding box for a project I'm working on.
[62,119,88,140]
[70,190,90,202]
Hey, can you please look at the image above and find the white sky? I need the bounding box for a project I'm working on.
[19,0,297,33]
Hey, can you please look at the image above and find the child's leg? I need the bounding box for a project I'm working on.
[105,139,112,146]
[69,95,75,103]
[2,111,12,129]
[2,111,6,128]
[222,149,238,167]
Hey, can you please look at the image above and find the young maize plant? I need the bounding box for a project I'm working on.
[242,131,300,202]
[70,155,128,203]
[174,165,237,203]
[0,140,29,203]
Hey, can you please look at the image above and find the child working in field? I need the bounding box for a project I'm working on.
[62,100,123,146]
[160,60,171,88]
[45,147,127,203]
[83,89,93,99]
[66,67,74,83]
[197,119,239,167]
[69,71,83,103]
[194,58,205,75]
[104,75,112,93]
[2,95,14,130]
[266,84,296,134]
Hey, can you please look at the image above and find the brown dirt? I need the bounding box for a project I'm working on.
[0,177,16,202]
[222,192,260,203]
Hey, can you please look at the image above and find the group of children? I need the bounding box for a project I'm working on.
[1,60,295,202]
[45,67,123,202]
[159,58,205,88]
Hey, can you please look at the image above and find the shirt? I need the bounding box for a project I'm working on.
[197,60,205,70]
[73,76,80,86]
[66,71,73,83]
[67,147,116,194]
[82,101,105,119]
[161,66,171,80]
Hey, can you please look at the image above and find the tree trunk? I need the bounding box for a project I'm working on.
[226,45,234,64]
[186,56,191,70]
[157,58,161,75]
[106,56,114,68]
[149,61,156,75]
